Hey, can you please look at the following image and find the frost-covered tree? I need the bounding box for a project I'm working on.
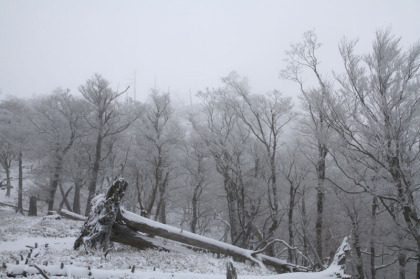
[134,90,179,223]
[222,72,295,253]
[28,89,84,213]
[0,98,31,212]
[79,74,135,216]
[325,28,420,279]
[192,87,264,249]
[0,101,17,197]
[280,31,333,261]
[179,133,213,234]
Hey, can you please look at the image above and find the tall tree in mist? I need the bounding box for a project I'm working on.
[325,28,420,279]
[0,101,18,197]
[280,31,332,261]
[79,74,134,216]
[0,98,30,213]
[193,87,265,249]
[135,90,178,223]
[222,72,295,253]
[29,89,83,213]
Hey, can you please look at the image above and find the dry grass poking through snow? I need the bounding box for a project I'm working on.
[0,210,276,278]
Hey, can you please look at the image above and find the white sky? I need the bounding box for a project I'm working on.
[1,0,419,104]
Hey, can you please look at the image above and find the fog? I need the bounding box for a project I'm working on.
[1,0,419,102]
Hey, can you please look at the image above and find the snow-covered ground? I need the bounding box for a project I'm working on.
[0,208,350,278]
[0,185,349,279]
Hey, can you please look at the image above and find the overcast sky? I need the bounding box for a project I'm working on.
[1,0,419,104]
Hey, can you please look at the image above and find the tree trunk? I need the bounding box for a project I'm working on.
[85,129,103,216]
[191,188,198,234]
[5,166,11,197]
[47,158,63,214]
[315,142,327,261]
[58,180,72,211]
[370,196,378,279]
[398,250,406,279]
[120,208,296,273]
[225,176,241,245]
[270,155,278,212]
[73,180,82,214]
[58,185,73,213]
[28,196,37,216]
[16,151,23,214]
[353,226,364,279]
[288,183,295,263]
[301,188,309,266]
[417,246,420,279]
[155,171,169,224]
[110,223,169,251]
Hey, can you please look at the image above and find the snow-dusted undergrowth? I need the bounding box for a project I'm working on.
[0,209,274,278]
[0,207,349,278]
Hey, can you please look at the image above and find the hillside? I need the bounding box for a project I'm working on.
[0,193,349,279]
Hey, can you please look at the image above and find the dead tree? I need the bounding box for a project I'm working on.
[74,178,128,252]
[73,178,348,274]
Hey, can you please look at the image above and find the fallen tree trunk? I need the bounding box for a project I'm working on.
[120,209,301,272]
[73,178,342,274]
[59,209,86,221]
[110,223,169,252]
[59,208,166,252]
[0,201,28,212]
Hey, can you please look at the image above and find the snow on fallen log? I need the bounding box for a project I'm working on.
[120,208,304,273]
[73,178,350,276]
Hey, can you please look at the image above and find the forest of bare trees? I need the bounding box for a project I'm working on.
[1,28,419,279]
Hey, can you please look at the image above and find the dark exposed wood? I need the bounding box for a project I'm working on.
[74,179,128,252]
[226,260,237,279]
[110,223,169,252]
[28,196,37,216]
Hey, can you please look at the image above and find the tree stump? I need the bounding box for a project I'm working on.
[74,178,128,252]
[226,259,237,279]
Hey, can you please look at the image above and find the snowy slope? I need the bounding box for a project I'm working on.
[0,209,348,278]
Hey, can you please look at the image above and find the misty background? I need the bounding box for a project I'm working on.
[1,1,420,279]
[1,0,419,102]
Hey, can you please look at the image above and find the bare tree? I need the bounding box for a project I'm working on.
[280,31,333,261]
[28,89,84,213]
[222,72,295,254]
[135,90,178,223]
[193,87,263,249]
[79,74,134,216]
[63,138,91,214]
[325,28,420,279]
[279,145,307,263]
[0,98,30,213]
[0,129,16,197]
[0,99,27,197]
[180,134,212,234]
